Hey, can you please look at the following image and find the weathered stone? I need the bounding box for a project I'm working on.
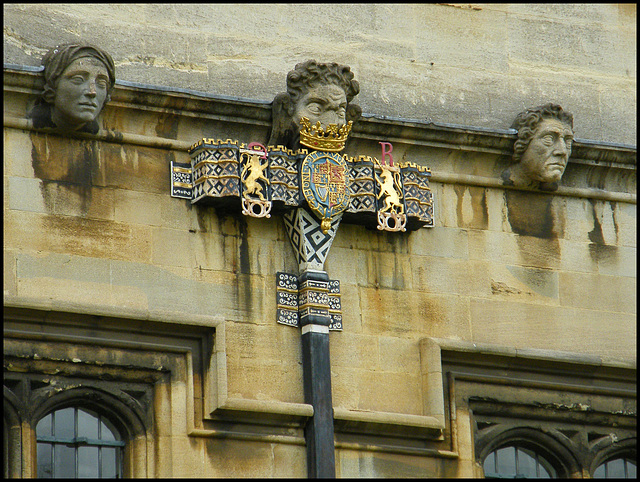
[470,298,636,359]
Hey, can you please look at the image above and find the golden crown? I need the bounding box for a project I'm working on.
[298,117,353,152]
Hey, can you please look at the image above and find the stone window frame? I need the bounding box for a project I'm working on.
[589,436,637,477]
[4,371,152,478]
[3,305,215,478]
[420,337,637,478]
[475,425,579,478]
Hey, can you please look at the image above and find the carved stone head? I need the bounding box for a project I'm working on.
[503,103,574,191]
[268,60,362,150]
[29,43,116,134]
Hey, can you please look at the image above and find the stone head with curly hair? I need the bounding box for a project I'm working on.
[503,103,574,191]
[29,43,115,134]
[269,59,362,149]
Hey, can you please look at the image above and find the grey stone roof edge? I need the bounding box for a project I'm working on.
[4,63,637,152]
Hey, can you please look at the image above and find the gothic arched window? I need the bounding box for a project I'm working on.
[483,444,557,478]
[593,457,637,479]
[36,406,125,478]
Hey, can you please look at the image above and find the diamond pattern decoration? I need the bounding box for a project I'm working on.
[269,146,302,206]
[191,141,241,203]
[346,158,377,213]
[284,207,342,272]
[400,164,434,226]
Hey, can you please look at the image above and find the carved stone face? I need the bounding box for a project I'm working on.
[51,57,110,131]
[293,84,348,131]
[518,118,574,184]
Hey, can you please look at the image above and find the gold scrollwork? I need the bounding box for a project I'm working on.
[241,198,272,218]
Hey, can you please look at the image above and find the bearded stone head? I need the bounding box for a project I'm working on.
[268,60,362,150]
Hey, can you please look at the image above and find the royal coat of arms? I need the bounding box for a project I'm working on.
[300,151,350,233]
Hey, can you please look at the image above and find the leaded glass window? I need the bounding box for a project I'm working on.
[593,457,637,479]
[36,407,125,478]
[483,445,557,478]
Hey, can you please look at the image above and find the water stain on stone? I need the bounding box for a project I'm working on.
[155,112,180,140]
[505,190,565,268]
[212,208,253,321]
[586,199,619,264]
[31,132,99,216]
[454,185,488,229]
[505,190,562,240]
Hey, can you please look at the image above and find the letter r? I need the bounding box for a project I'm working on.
[379,142,394,166]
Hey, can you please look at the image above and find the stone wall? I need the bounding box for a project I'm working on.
[3,4,637,144]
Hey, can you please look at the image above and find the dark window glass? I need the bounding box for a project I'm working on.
[484,445,555,478]
[37,443,53,478]
[594,457,637,479]
[36,407,125,478]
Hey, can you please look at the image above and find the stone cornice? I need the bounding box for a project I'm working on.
[4,65,636,203]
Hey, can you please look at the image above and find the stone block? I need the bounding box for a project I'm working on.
[335,283,363,332]
[594,244,636,278]
[202,439,278,477]
[169,436,204,478]
[16,252,110,285]
[488,264,559,303]
[562,198,636,248]
[41,183,115,220]
[114,189,163,226]
[331,367,361,411]
[454,406,475,460]
[223,322,303,404]
[4,250,17,298]
[469,229,564,270]
[359,250,414,290]
[378,336,420,373]
[411,256,489,298]
[8,176,46,213]
[169,379,189,434]
[355,369,422,415]
[93,143,169,195]
[3,5,81,60]
[331,332,379,369]
[3,131,38,177]
[421,371,445,422]
[108,260,204,315]
[412,4,509,72]
[360,287,472,340]
[556,239,599,274]
[272,443,307,478]
[152,227,197,268]
[559,271,636,314]
[17,276,114,310]
[323,245,366,286]
[337,448,443,477]
[506,11,631,78]
[470,298,636,360]
[189,268,269,322]
[5,210,153,264]
[408,225,469,259]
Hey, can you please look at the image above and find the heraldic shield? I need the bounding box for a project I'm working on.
[301,151,350,234]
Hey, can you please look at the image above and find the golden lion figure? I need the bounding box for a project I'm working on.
[376,168,404,214]
[242,152,269,201]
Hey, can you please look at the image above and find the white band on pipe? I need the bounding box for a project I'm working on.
[301,324,330,335]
